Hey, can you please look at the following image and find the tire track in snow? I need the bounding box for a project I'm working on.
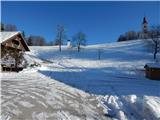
[1,71,111,120]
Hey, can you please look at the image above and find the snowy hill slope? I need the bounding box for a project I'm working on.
[27,39,160,120]
[1,39,160,120]
[28,39,154,70]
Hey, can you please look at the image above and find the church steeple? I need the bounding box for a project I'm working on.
[142,17,148,33]
[143,17,148,24]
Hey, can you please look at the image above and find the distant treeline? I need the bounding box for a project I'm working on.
[1,23,53,46]
[0,23,86,49]
[117,25,160,42]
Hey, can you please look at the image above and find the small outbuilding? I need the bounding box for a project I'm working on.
[0,31,30,72]
[67,40,72,49]
[144,63,160,80]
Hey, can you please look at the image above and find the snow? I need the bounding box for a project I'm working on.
[1,71,107,120]
[0,32,19,43]
[145,63,160,68]
[19,101,35,108]
[1,39,160,120]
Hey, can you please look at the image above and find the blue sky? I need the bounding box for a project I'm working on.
[1,1,160,44]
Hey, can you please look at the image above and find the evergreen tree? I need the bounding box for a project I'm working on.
[1,23,4,31]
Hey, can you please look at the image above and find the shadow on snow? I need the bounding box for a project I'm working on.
[39,67,160,97]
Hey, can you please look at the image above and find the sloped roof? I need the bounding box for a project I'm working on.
[0,31,30,51]
[145,63,160,69]
[0,32,20,43]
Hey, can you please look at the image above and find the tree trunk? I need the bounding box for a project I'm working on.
[59,30,62,52]
[78,44,80,52]
[154,42,158,60]
[154,52,156,59]
[59,44,61,52]
[98,50,101,60]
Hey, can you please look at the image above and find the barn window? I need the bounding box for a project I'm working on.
[5,43,8,46]
[12,40,20,48]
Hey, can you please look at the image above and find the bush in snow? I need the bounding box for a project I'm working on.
[30,62,41,68]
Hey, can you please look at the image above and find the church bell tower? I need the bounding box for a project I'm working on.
[142,17,148,33]
[139,17,149,39]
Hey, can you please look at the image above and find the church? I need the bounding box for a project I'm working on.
[138,17,149,39]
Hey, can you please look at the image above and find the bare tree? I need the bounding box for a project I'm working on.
[150,25,160,60]
[27,35,46,46]
[73,32,86,52]
[47,41,53,46]
[54,25,66,51]
[117,34,127,42]
[125,31,138,40]
[98,49,103,60]
[5,24,17,31]
[117,31,138,42]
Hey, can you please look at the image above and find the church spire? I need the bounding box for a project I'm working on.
[143,17,148,24]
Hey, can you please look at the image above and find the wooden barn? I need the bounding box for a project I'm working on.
[0,32,30,72]
[144,63,160,80]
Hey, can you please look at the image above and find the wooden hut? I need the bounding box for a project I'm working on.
[0,32,30,72]
[144,63,160,80]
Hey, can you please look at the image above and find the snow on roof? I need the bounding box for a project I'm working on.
[0,31,30,51]
[0,31,20,43]
[145,63,160,69]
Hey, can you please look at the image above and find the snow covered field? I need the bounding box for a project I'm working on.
[1,39,160,120]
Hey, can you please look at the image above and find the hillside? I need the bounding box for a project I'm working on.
[1,39,160,120]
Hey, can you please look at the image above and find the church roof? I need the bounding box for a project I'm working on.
[143,17,148,24]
